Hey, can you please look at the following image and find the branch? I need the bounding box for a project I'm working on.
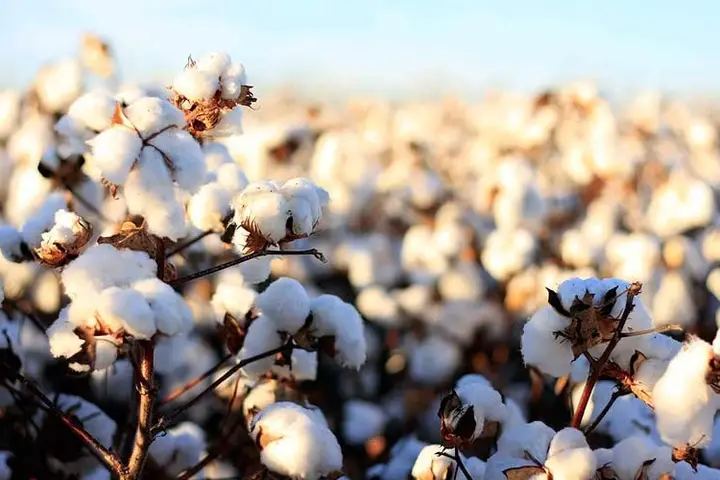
[620,324,682,338]
[1,360,125,476]
[153,342,294,434]
[159,353,234,405]
[571,283,640,429]
[453,448,473,480]
[582,388,626,435]
[124,340,156,479]
[168,248,326,286]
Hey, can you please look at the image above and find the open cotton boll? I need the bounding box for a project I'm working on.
[47,313,84,359]
[124,97,185,136]
[653,337,718,448]
[237,256,273,284]
[343,400,388,446]
[20,193,68,247]
[438,262,486,301]
[131,278,193,336]
[652,270,696,327]
[98,287,156,339]
[123,148,188,240]
[239,316,283,377]
[66,91,117,132]
[408,334,461,385]
[605,233,661,284]
[149,422,206,476]
[250,402,343,480]
[356,286,399,326]
[87,126,143,184]
[188,183,231,232]
[210,105,245,137]
[496,421,555,462]
[481,228,536,282]
[308,295,367,368]
[521,307,574,377]
[215,162,248,193]
[256,277,310,333]
[410,445,459,480]
[610,436,672,479]
[448,381,508,441]
[282,178,328,224]
[211,280,257,323]
[647,170,716,237]
[203,141,234,172]
[232,189,290,245]
[172,68,219,102]
[146,128,206,192]
[0,90,21,139]
[34,59,83,113]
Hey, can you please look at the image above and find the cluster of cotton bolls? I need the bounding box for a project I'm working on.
[7,35,720,480]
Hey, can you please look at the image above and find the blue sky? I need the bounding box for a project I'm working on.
[1,1,718,98]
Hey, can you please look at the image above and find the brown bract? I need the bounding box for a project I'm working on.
[98,222,174,280]
[438,390,477,447]
[707,355,720,394]
[33,216,93,268]
[503,465,549,480]
[672,445,699,471]
[170,85,256,140]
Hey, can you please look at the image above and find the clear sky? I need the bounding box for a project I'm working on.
[1,0,718,98]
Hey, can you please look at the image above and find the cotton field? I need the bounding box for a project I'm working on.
[2,33,720,480]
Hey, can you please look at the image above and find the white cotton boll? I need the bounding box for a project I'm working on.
[605,233,661,283]
[47,314,84,359]
[250,402,343,480]
[309,295,367,368]
[454,381,508,440]
[393,284,433,318]
[188,183,231,232]
[35,59,83,113]
[149,128,206,192]
[647,170,716,238]
[215,162,249,193]
[233,190,290,244]
[411,445,457,480]
[67,91,117,132]
[220,62,248,100]
[20,193,68,247]
[496,421,555,463]
[282,178,326,225]
[408,335,461,385]
[654,337,717,448]
[196,52,232,77]
[356,286,399,325]
[482,229,536,282]
[239,316,283,377]
[131,278,193,336]
[211,281,257,323]
[124,97,185,136]
[203,141,234,172]
[149,422,206,476]
[172,68,220,102]
[257,277,310,334]
[547,428,589,456]
[124,148,187,240]
[211,105,245,137]
[94,337,118,371]
[98,287,156,339]
[545,446,596,480]
[610,436,660,479]
[343,400,388,446]
[286,195,315,237]
[87,126,142,184]
[521,307,574,377]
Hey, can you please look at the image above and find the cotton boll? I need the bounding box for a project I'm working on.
[196,52,232,77]
[149,422,206,476]
[239,316,283,377]
[220,62,248,100]
[272,349,318,382]
[653,337,717,448]
[188,183,231,232]
[211,280,257,323]
[203,141,234,172]
[20,193,68,247]
[124,97,185,136]
[411,445,458,480]
[148,128,206,192]
[124,148,188,240]
[521,307,574,377]
[652,270,696,327]
[496,421,555,463]
[393,284,433,319]
[233,189,290,244]
[0,90,21,139]
[131,278,193,336]
[605,233,661,284]
[610,436,663,479]
[172,68,220,102]
[211,106,245,137]
[438,262,486,301]
[282,178,327,225]
[47,313,84,359]
[257,277,310,333]
[215,162,248,193]
[309,295,367,368]
[237,256,273,284]
[98,287,156,339]
[66,91,117,132]
[87,126,142,184]
[482,228,536,282]
[343,400,388,446]
[34,59,83,113]
[408,335,461,386]
[647,170,716,237]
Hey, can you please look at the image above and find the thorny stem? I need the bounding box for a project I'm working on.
[0,360,125,477]
[124,340,156,480]
[168,248,326,286]
[166,230,213,257]
[152,342,295,435]
[582,388,626,435]
[620,324,682,338]
[159,353,234,405]
[176,413,247,480]
[571,284,639,429]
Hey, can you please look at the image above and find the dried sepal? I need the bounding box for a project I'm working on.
[33,214,93,268]
[596,465,619,480]
[634,458,656,480]
[672,445,699,471]
[707,354,720,394]
[503,465,548,480]
[437,390,477,447]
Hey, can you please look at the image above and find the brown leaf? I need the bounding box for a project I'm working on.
[503,466,547,479]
